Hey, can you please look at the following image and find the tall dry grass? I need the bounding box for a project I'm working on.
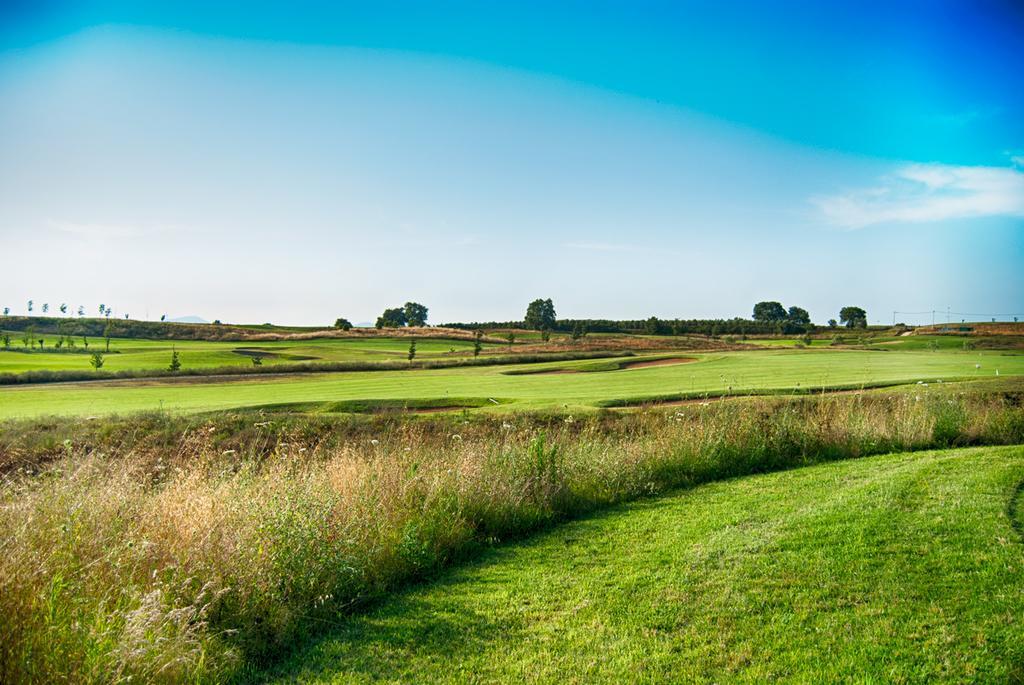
[1,390,1022,683]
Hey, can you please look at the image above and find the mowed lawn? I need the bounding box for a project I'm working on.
[0,348,1020,418]
[268,445,1024,684]
[0,335,497,373]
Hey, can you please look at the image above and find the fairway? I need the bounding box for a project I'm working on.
[0,348,1019,418]
[0,334,499,374]
[269,445,1024,683]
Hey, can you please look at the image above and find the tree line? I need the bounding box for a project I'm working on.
[446,299,870,335]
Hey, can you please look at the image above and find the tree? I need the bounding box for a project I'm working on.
[82,334,89,349]
[524,298,556,331]
[403,302,429,327]
[376,308,407,328]
[752,301,787,322]
[251,355,263,366]
[571,322,587,340]
[334,318,353,331]
[2,307,7,316]
[828,318,838,328]
[160,314,167,322]
[839,306,867,328]
[77,306,85,317]
[540,328,551,342]
[27,300,33,313]
[168,348,181,372]
[644,317,665,335]
[473,330,483,357]
[89,352,104,370]
[103,323,113,352]
[506,332,516,351]
[42,303,49,314]
[99,304,106,316]
[59,303,68,315]
[1,334,9,348]
[787,306,810,325]
[408,339,417,362]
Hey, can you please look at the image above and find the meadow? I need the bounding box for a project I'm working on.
[2,386,1022,683]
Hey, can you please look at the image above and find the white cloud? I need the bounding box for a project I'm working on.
[812,162,1024,229]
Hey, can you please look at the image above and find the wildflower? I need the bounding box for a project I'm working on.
[451,434,462,441]
[222,449,236,455]
[501,422,513,429]
[370,439,379,446]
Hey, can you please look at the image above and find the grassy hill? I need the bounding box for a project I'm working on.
[269,445,1024,683]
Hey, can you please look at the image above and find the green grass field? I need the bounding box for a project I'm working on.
[0,334,500,373]
[269,444,1024,683]
[0,347,1020,418]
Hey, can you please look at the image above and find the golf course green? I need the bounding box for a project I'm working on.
[0,347,1019,418]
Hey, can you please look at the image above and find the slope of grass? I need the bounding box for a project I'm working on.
[270,445,1024,684]
[0,348,1020,418]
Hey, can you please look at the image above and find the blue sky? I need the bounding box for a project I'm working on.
[1,1,1021,325]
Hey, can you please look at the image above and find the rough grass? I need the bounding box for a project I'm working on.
[268,445,1024,683]
[1,389,1023,683]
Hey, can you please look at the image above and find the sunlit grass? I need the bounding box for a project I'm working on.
[270,445,1024,683]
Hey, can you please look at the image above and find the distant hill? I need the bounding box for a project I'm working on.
[168,315,209,324]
